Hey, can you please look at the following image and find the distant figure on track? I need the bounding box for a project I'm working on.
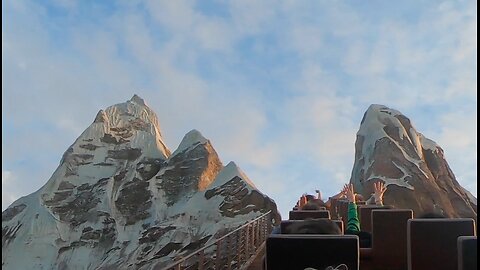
[286,218,342,235]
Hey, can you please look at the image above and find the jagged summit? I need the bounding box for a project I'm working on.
[104,95,158,126]
[211,161,257,189]
[57,96,171,171]
[172,129,209,156]
[130,94,147,106]
[357,104,427,175]
[366,104,402,115]
[359,104,407,138]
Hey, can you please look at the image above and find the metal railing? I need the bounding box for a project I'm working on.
[160,211,273,270]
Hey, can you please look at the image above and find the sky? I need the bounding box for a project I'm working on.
[2,0,477,219]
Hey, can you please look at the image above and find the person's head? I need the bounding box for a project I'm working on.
[311,199,326,208]
[305,194,316,202]
[286,219,341,235]
[354,193,364,202]
[301,202,322,210]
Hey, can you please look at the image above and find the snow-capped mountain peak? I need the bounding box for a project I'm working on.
[171,129,209,157]
[351,104,477,219]
[130,94,147,106]
[210,161,257,189]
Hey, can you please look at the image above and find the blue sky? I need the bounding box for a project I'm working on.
[2,0,477,219]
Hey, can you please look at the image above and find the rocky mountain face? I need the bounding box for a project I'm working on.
[2,95,280,270]
[350,104,477,219]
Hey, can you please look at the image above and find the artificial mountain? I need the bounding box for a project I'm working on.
[350,104,477,218]
[2,95,280,270]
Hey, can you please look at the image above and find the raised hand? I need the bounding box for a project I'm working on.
[343,184,356,203]
[298,194,308,209]
[373,181,387,204]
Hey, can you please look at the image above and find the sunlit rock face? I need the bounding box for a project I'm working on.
[2,95,280,270]
[158,129,223,206]
[350,104,477,218]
